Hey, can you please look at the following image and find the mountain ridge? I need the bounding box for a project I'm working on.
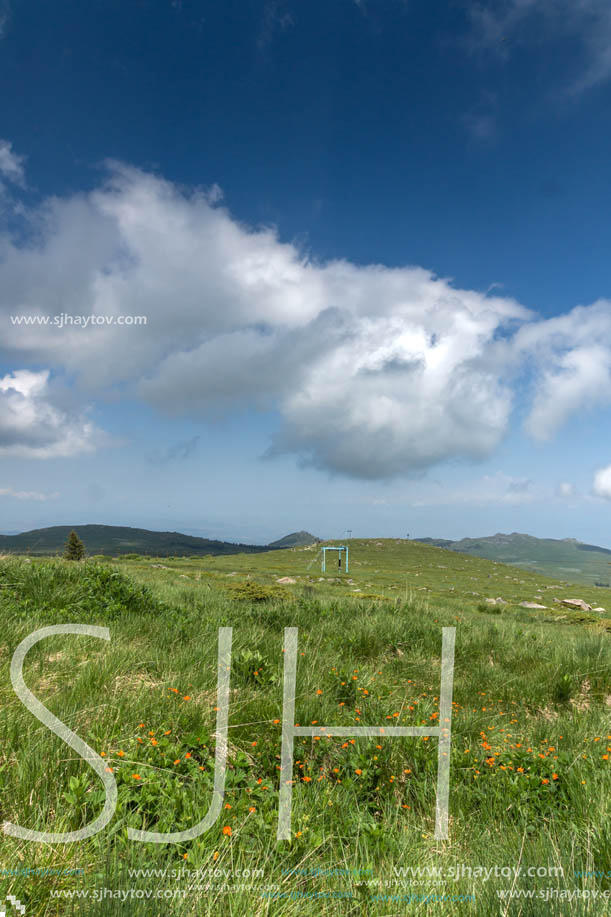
[412,532,611,586]
[0,524,320,557]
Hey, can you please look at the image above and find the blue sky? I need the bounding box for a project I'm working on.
[1,0,611,545]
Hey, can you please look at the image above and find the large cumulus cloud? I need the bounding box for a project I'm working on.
[1,152,610,477]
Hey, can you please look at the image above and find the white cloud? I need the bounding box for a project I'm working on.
[467,0,611,94]
[1,156,611,477]
[0,486,59,501]
[0,370,105,458]
[593,465,611,500]
[557,481,574,497]
[0,139,25,188]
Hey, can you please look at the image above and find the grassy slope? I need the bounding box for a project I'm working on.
[0,540,609,916]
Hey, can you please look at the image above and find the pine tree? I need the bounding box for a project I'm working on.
[64,529,85,561]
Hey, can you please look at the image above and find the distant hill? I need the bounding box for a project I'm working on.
[0,524,291,558]
[412,532,611,587]
[267,531,320,549]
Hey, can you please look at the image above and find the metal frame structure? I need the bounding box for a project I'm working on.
[321,545,349,573]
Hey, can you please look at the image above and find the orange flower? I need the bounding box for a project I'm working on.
[251,742,257,747]
[603,754,609,761]
[316,689,323,695]
[302,776,312,783]
[138,722,145,727]
[273,719,280,725]
[355,769,362,776]
[174,759,180,765]
[164,730,171,735]
[182,853,188,860]
[213,851,219,861]
[151,739,158,746]
[183,696,191,701]
[132,774,141,780]
[224,803,231,809]
[541,778,549,784]
[117,750,125,758]
[248,806,256,813]
[222,826,232,836]
[552,773,559,780]
[517,767,524,773]
[185,753,191,759]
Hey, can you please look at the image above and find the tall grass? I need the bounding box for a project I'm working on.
[0,556,609,915]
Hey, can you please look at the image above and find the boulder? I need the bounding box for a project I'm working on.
[520,601,547,609]
[277,576,297,584]
[561,599,592,612]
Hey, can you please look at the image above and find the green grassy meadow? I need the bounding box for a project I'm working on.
[0,539,610,915]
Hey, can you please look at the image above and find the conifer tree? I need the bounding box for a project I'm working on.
[64,529,85,561]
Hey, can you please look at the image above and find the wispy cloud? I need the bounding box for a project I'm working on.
[0,1,10,40]
[257,1,294,52]
[466,0,611,95]
[147,435,200,464]
[0,486,59,501]
[410,473,536,507]
[0,139,25,189]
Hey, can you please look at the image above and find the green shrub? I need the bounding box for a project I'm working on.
[225,580,284,603]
